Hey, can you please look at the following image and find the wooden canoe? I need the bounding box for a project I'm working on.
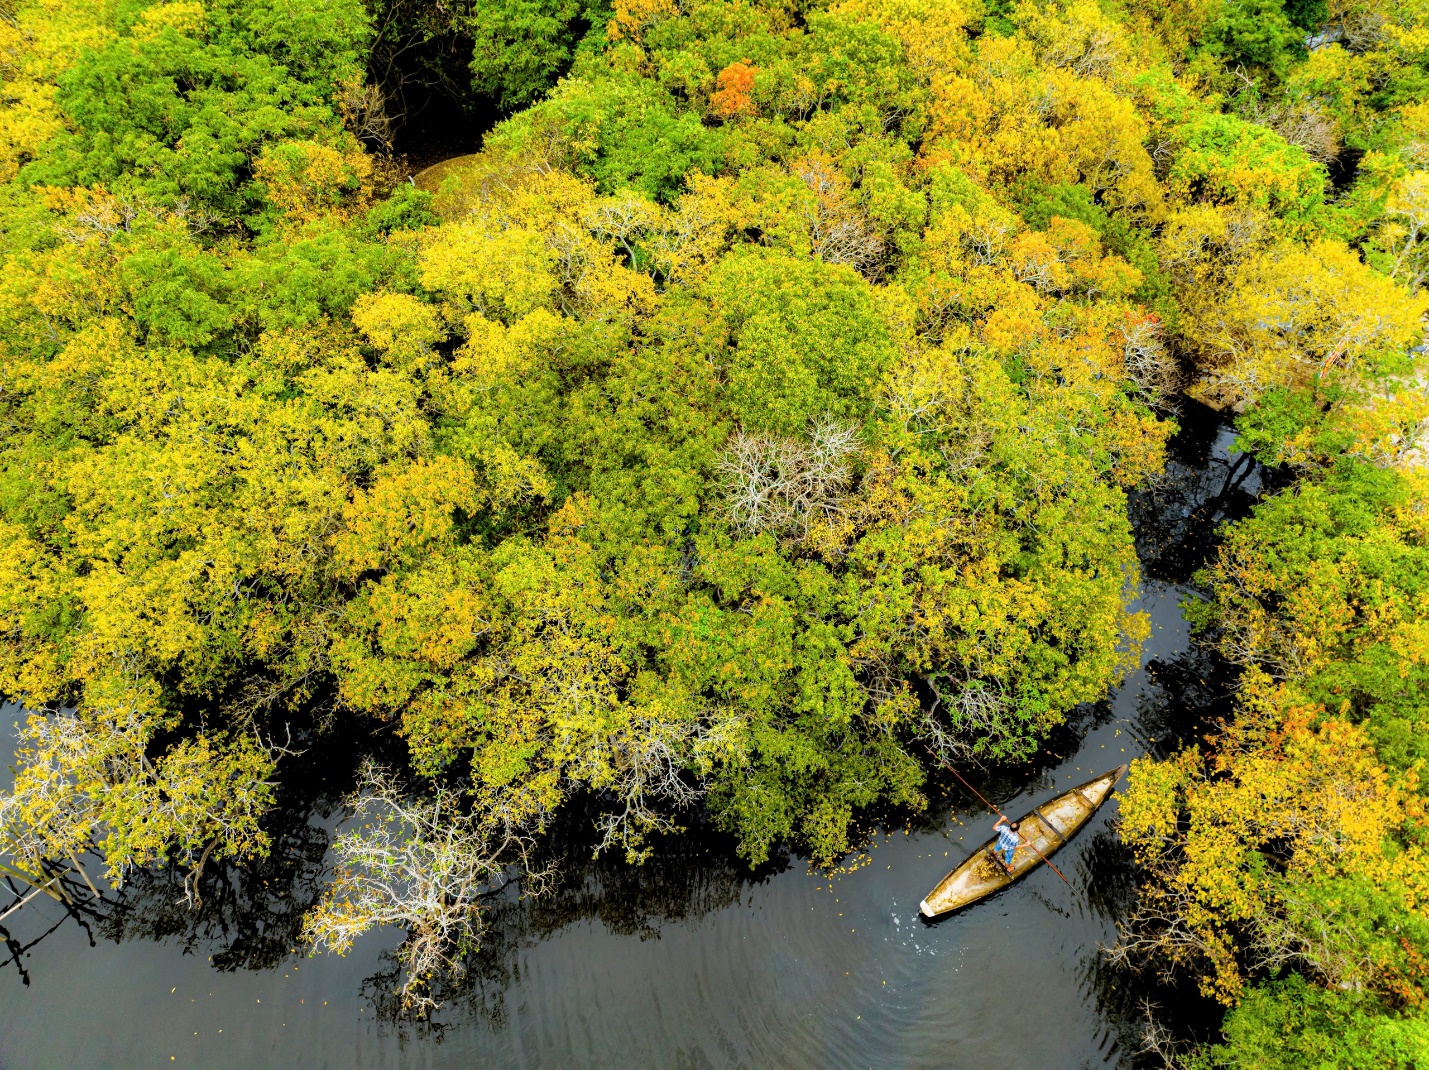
[919,764,1128,918]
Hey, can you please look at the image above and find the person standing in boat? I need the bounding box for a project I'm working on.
[993,816,1023,873]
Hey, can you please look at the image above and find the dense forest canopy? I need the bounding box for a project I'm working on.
[0,0,1426,1057]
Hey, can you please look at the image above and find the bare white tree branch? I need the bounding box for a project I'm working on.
[716,420,860,539]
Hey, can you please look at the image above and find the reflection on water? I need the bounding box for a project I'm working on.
[1129,397,1266,586]
[0,402,1255,1069]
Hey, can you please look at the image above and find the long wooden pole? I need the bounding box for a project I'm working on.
[925,746,1071,888]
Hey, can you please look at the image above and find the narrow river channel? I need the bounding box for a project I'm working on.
[0,403,1256,1070]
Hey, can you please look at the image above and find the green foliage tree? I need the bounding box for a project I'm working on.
[1205,0,1304,81]
[1191,977,1429,1070]
[467,0,608,110]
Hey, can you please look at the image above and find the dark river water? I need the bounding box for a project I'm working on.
[0,404,1256,1070]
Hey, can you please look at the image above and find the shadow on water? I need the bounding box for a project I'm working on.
[1079,854,1229,1067]
[97,806,332,975]
[1074,398,1263,1063]
[362,809,794,1037]
[0,885,97,990]
[1075,656,1236,1064]
[1135,642,1239,761]
[0,403,1268,1067]
[2,708,386,978]
[1130,397,1268,585]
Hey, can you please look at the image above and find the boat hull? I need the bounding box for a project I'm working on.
[919,765,1128,918]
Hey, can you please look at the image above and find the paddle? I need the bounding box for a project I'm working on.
[924,746,1072,889]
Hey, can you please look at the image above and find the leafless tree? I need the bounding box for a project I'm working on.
[588,716,700,861]
[921,677,1018,763]
[649,194,730,284]
[57,195,141,245]
[1148,135,1177,180]
[1109,850,1379,1010]
[1337,5,1386,52]
[1251,880,1383,992]
[792,156,886,277]
[1039,20,1120,80]
[303,762,554,1017]
[1105,736,1388,1002]
[716,419,860,539]
[1136,998,1193,1068]
[1121,316,1182,410]
[965,213,1013,266]
[1386,173,1429,291]
[1258,101,1340,164]
[583,711,745,863]
[586,192,661,266]
[544,218,596,314]
[336,80,393,151]
[1011,240,1061,292]
[1106,875,1223,983]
